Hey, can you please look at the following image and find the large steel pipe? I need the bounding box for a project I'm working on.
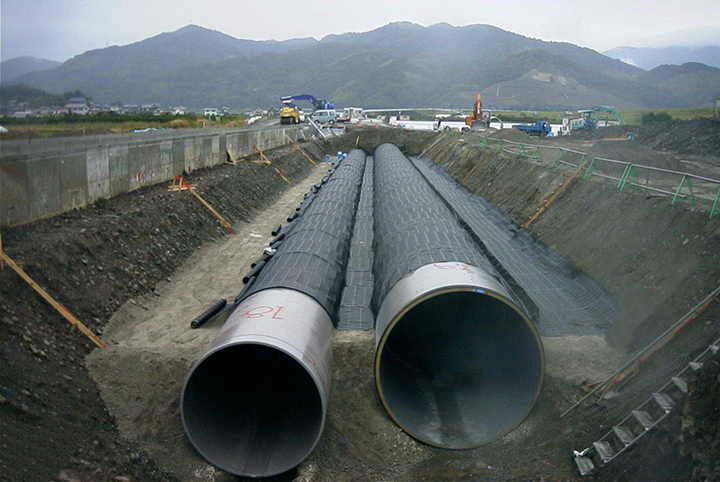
[182,149,367,477]
[372,143,544,449]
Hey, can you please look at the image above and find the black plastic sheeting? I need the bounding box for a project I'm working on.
[372,143,525,313]
[409,155,615,337]
[242,149,367,319]
[337,156,376,330]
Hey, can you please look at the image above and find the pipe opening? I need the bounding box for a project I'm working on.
[377,290,543,448]
[182,344,323,477]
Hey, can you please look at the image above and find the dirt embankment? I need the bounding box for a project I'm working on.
[424,132,720,480]
[424,134,720,350]
[0,140,323,482]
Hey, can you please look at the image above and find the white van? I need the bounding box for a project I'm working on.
[311,109,337,125]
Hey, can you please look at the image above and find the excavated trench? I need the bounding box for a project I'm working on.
[2,126,718,481]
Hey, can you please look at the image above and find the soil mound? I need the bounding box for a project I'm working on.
[639,118,720,158]
[587,139,683,171]
[487,128,544,144]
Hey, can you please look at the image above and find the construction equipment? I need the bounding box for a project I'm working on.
[279,101,300,125]
[464,93,487,130]
[563,106,625,133]
[513,120,552,137]
[279,94,334,112]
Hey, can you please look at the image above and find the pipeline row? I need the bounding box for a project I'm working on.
[372,143,544,449]
[181,149,366,477]
[181,143,545,477]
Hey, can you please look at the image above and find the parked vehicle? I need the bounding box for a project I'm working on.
[311,109,337,125]
[513,120,552,137]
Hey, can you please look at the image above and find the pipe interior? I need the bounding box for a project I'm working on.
[378,290,543,448]
[182,344,323,477]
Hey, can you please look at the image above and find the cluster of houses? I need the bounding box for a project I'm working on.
[1,97,236,118]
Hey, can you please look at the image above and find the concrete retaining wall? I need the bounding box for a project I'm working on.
[0,125,304,227]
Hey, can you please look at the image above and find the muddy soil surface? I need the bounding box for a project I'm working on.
[0,140,323,482]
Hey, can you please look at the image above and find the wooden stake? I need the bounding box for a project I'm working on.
[0,250,106,349]
[167,177,196,192]
[252,146,271,165]
[175,176,234,234]
[522,162,585,229]
[226,148,239,165]
[420,132,447,157]
[274,168,292,185]
[522,177,576,229]
[284,133,316,166]
[355,136,360,148]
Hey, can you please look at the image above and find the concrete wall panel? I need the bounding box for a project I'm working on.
[27,158,61,220]
[87,147,111,201]
[1,161,30,226]
[183,139,195,174]
[0,126,303,226]
[109,145,130,196]
[60,152,89,211]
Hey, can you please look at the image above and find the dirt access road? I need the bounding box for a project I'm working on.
[87,166,328,482]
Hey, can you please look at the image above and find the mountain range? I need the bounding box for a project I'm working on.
[604,45,720,70]
[5,23,720,110]
[1,56,62,82]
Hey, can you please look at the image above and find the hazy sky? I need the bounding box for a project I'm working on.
[2,0,720,62]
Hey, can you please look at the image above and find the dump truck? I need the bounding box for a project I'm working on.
[513,120,552,137]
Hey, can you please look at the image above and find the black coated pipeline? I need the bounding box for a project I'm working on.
[242,260,266,284]
[372,143,500,307]
[243,148,368,317]
[181,149,368,477]
[190,299,228,329]
[371,143,544,449]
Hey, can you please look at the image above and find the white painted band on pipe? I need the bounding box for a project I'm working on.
[181,288,333,478]
[375,262,544,449]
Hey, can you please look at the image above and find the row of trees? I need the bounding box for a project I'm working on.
[1,84,91,109]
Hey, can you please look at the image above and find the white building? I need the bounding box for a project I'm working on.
[204,108,219,116]
[65,97,89,115]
